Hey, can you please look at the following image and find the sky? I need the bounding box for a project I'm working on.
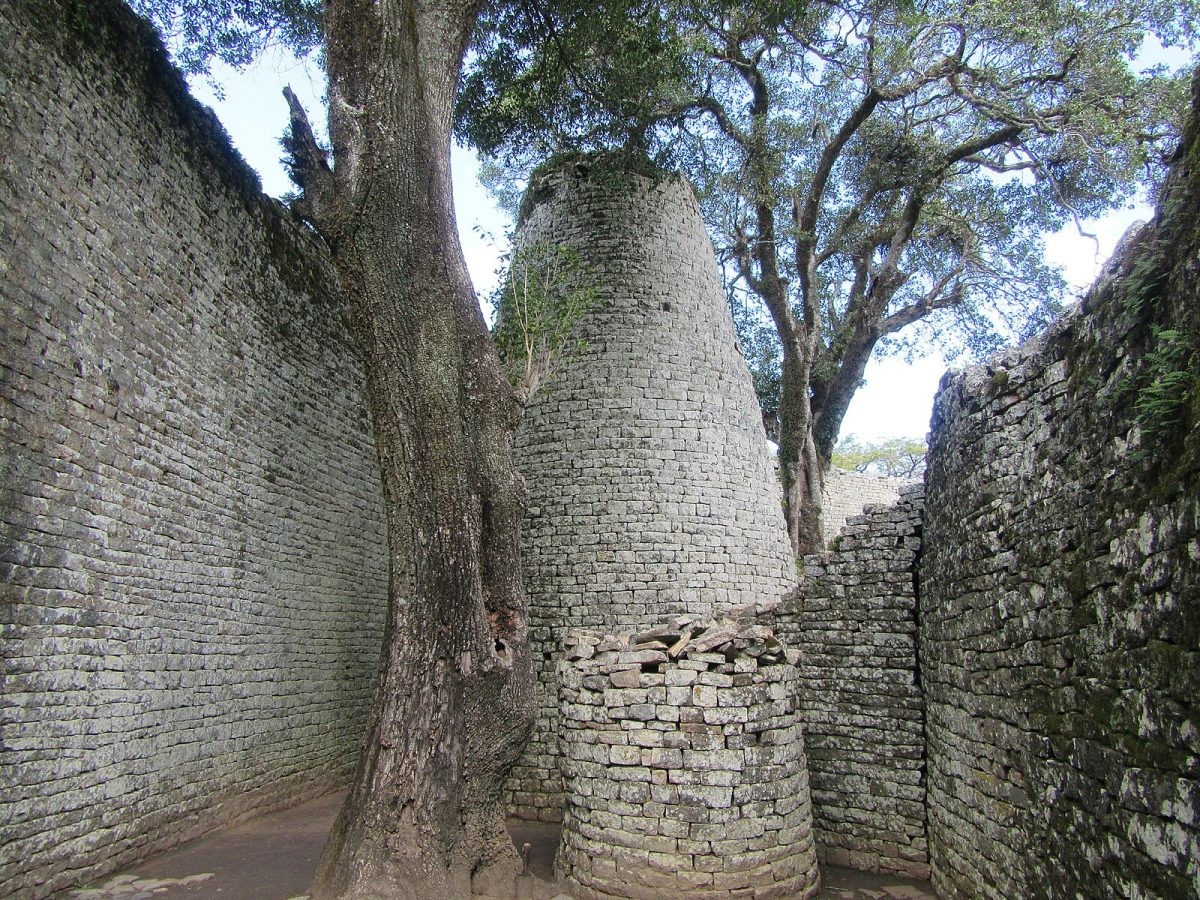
[186,48,1175,446]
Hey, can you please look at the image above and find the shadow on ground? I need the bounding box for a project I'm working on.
[72,791,934,899]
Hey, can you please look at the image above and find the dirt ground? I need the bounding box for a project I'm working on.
[71,791,935,900]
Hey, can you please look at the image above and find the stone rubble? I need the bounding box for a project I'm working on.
[70,872,213,898]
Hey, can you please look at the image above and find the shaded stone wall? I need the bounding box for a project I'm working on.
[505,167,796,820]
[920,78,1200,898]
[0,2,388,896]
[819,468,905,549]
[780,486,927,879]
[556,618,818,899]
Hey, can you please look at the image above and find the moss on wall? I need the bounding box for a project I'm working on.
[920,67,1200,899]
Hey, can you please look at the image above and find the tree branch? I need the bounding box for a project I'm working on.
[1020,138,1100,249]
[855,122,1020,321]
[878,271,965,334]
[798,88,882,255]
[945,123,1022,165]
[816,182,884,266]
[678,96,750,148]
[733,237,767,300]
[282,86,337,232]
[810,321,876,462]
[864,187,925,317]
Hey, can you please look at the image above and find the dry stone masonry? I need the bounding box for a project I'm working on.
[556,610,819,899]
[920,75,1200,898]
[0,2,388,896]
[506,165,796,820]
[781,485,928,879]
[818,468,905,549]
[3,0,1199,895]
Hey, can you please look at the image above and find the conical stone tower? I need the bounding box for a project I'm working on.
[504,163,797,820]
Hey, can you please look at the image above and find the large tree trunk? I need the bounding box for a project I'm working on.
[291,1,535,896]
[778,330,881,557]
[776,345,825,557]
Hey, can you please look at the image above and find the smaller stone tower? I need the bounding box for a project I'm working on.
[556,616,820,899]
[504,162,797,820]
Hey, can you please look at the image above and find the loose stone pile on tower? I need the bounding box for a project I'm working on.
[505,163,797,820]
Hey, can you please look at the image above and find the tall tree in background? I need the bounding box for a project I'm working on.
[458,0,1197,553]
[834,434,928,478]
[133,0,534,896]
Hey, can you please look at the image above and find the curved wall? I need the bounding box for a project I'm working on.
[782,485,928,879]
[557,625,819,899]
[0,2,388,895]
[505,167,796,820]
[920,82,1200,898]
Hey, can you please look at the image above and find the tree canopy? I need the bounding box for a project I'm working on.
[833,434,927,478]
[129,0,322,72]
[458,0,1198,551]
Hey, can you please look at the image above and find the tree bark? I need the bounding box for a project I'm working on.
[776,346,826,558]
[290,1,535,896]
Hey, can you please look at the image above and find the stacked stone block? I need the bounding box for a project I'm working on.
[556,614,819,899]
[819,468,906,548]
[920,79,1200,899]
[780,485,928,878]
[0,2,387,896]
[506,165,796,819]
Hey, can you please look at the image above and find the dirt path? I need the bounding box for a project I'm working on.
[71,792,935,900]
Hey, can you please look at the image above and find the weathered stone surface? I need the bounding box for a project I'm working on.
[7,4,1198,898]
[0,3,387,897]
[920,76,1200,899]
[778,484,929,880]
[556,623,819,899]
[504,168,796,820]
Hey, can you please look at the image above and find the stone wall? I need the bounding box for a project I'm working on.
[819,468,905,549]
[506,165,796,820]
[920,77,1200,898]
[781,486,927,879]
[0,2,388,896]
[556,616,818,899]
